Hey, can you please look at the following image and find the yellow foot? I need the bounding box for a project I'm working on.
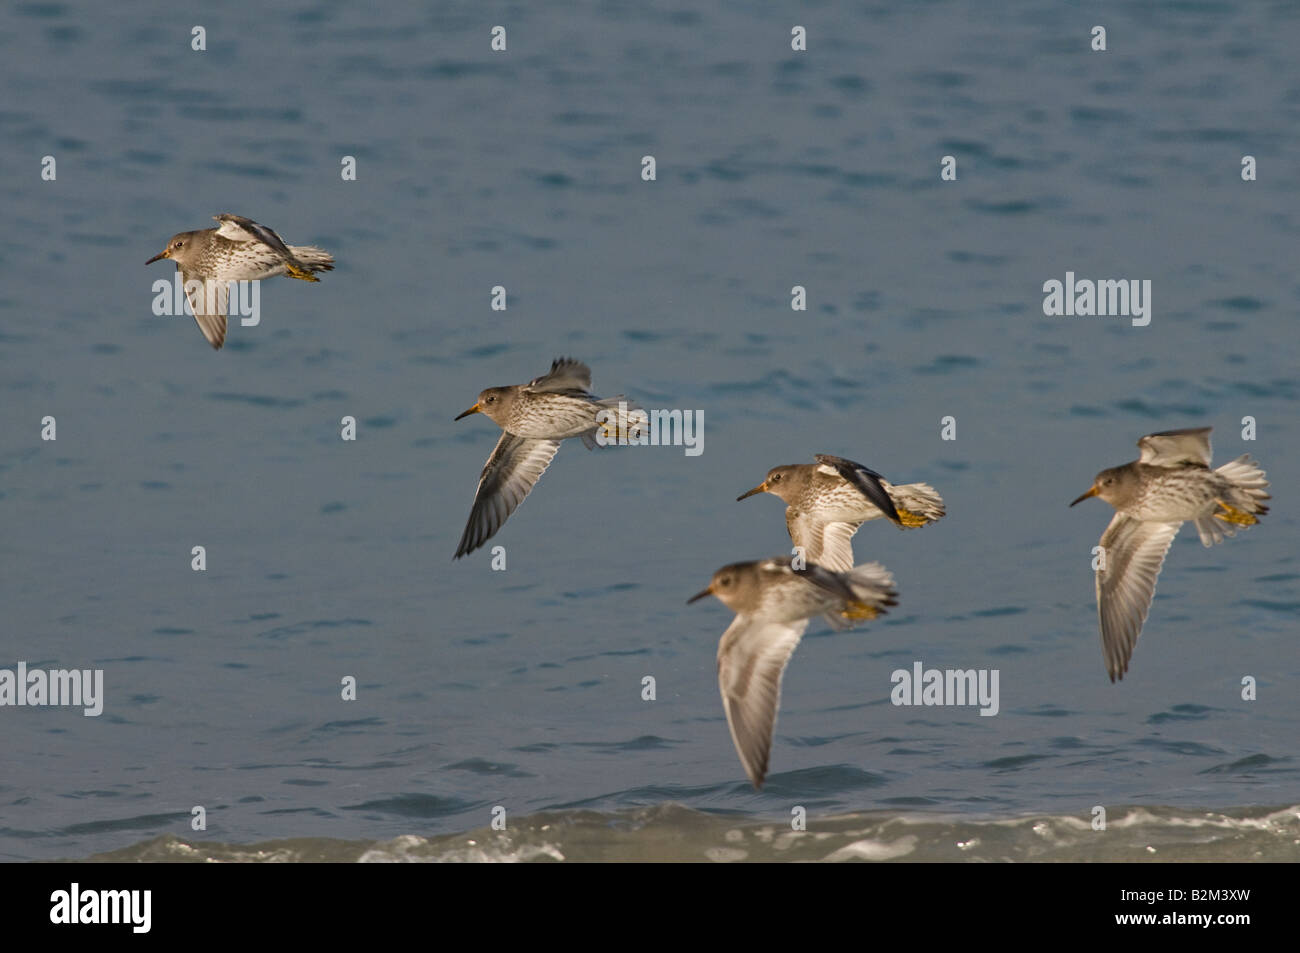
[895,507,930,528]
[1214,499,1259,526]
[599,423,643,442]
[840,601,880,621]
[285,263,320,282]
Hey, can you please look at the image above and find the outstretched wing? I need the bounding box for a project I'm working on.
[785,508,861,574]
[1137,428,1212,468]
[717,615,809,789]
[525,357,595,396]
[179,271,228,349]
[1095,514,1182,681]
[454,433,562,558]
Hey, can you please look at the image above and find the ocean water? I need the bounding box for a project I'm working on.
[0,0,1297,863]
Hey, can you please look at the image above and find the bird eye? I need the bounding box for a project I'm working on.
[174,241,184,248]
[485,395,495,403]
[771,473,781,483]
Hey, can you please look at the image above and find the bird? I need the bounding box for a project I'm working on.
[737,454,946,572]
[146,213,334,349]
[1070,427,1270,682]
[688,555,898,789]
[453,357,633,559]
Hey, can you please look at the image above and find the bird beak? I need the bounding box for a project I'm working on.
[736,482,767,502]
[454,402,482,421]
[145,250,169,264]
[1070,485,1100,507]
[686,584,715,605]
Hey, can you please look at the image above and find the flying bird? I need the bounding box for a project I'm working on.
[146,213,333,349]
[688,555,898,788]
[1071,427,1270,681]
[738,454,945,572]
[453,357,632,558]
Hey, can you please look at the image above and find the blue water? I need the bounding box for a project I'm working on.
[0,1,1296,862]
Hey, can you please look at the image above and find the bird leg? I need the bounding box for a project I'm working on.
[895,507,930,528]
[840,601,881,621]
[1213,499,1258,525]
[284,262,320,282]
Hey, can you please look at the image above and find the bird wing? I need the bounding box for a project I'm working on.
[813,454,903,524]
[213,214,295,257]
[1138,428,1212,468]
[785,508,861,574]
[1095,514,1182,681]
[790,561,863,600]
[180,270,228,350]
[525,357,595,396]
[454,433,562,558]
[717,614,809,789]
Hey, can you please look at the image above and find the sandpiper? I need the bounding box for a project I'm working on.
[737,454,946,573]
[1071,427,1270,682]
[453,358,631,559]
[688,555,898,789]
[146,213,334,349]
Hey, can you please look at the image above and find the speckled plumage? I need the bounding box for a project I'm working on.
[1071,427,1270,682]
[688,556,898,789]
[453,358,630,559]
[738,454,946,572]
[146,213,333,349]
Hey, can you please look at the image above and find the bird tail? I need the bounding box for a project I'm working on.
[1193,455,1270,546]
[286,244,335,281]
[888,482,946,528]
[823,561,898,630]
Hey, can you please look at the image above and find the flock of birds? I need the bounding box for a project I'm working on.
[146,214,1273,790]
